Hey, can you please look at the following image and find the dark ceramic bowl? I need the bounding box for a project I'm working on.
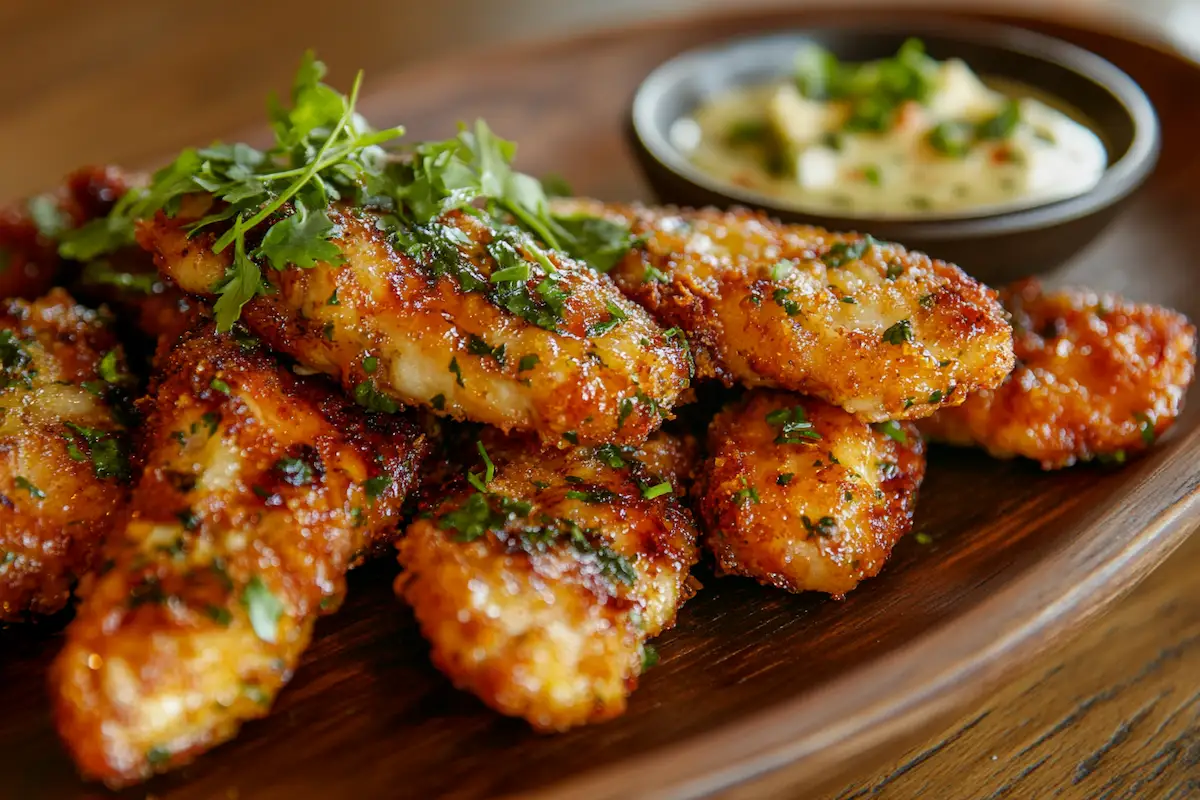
[628,21,1160,284]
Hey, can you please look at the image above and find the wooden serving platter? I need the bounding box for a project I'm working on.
[2,6,1199,799]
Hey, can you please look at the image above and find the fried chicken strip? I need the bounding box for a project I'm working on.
[698,390,925,596]
[0,289,133,620]
[919,279,1197,468]
[51,327,435,786]
[555,201,1014,422]
[397,430,700,731]
[141,200,692,447]
[0,166,130,300]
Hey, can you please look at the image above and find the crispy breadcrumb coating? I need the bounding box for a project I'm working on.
[51,327,434,786]
[920,280,1197,468]
[698,390,925,596]
[556,201,1014,422]
[397,430,699,731]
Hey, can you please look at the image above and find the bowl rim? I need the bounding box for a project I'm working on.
[630,18,1161,239]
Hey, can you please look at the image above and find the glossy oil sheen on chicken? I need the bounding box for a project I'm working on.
[555,201,1014,423]
[920,279,1197,468]
[397,430,700,731]
[0,289,134,620]
[51,326,435,786]
[141,200,693,447]
[698,390,925,596]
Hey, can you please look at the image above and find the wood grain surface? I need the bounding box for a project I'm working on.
[1,2,1198,799]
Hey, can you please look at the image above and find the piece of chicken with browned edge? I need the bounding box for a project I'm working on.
[919,279,1197,469]
[698,390,925,597]
[51,325,436,787]
[554,201,1015,423]
[140,198,692,448]
[0,289,134,620]
[397,429,700,731]
[0,166,130,300]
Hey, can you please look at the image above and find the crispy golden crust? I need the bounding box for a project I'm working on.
[697,390,925,596]
[0,166,130,300]
[919,280,1197,469]
[396,431,700,731]
[0,289,133,620]
[556,201,1014,422]
[51,328,435,787]
[140,200,692,447]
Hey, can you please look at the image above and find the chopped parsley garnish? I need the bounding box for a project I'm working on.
[644,265,669,283]
[928,390,944,404]
[242,576,285,644]
[0,331,33,391]
[977,99,1022,140]
[98,350,122,383]
[562,430,579,445]
[862,165,882,186]
[822,235,880,268]
[205,604,233,626]
[28,194,70,240]
[363,474,391,502]
[327,288,340,305]
[449,356,465,387]
[777,473,794,486]
[919,293,936,309]
[914,532,933,545]
[873,420,909,444]
[773,287,802,316]
[431,393,446,410]
[210,378,231,395]
[885,262,904,280]
[275,456,315,486]
[476,441,495,483]
[362,356,379,374]
[732,477,760,505]
[353,381,398,413]
[641,481,672,500]
[640,643,660,671]
[518,354,539,372]
[881,319,913,345]
[62,422,130,481]
[765,405,821,444]
[802,515,838,538]
[927,120,974,157]
[768,259,795,281]
[617,398,635,430]
[14,476,44,500]
[1134,411,1156,445]
[587,301,628,337]
[176,508,199,531]
[467,335,506,367]
[593,444,629,469]
[146,747,171,767]
[567,487,616,504]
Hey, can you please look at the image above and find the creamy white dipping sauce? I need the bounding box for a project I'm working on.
[672,39,1108,217]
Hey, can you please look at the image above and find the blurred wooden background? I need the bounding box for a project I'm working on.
[1,1,1197,798]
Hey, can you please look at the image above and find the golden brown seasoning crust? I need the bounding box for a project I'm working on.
[919,280,1197,469]
[397,430,700,731]
[697,390,925,596]
[0,289,134,620]
[140,199,693,447]
[555,200,1014,422]
[0,166,130,300]
[51,327,435,787]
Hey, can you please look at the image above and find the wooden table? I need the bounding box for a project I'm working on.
[2,1,1196,797]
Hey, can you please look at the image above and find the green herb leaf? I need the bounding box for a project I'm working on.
[977,99,1021,140]
[275,456,314,486]
[353,381,399,413]
[14,476,44,500]
[873,420,909,444]
[242,576,285,644]
[641,481,672,500]
[881,319,914,345]
[765,405,821,444]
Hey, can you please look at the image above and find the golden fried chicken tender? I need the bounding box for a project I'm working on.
[51,327,435,787]
[920,279,1197,469]
[0,289,133,620]
[141,200,692,447]
[397,430,700,731]
[698,390,925,596]
[555,201,1014,422]
[0,166,131,300]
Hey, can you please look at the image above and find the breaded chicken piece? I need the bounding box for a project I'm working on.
[0,166,130,300]
[698,390,925,596]
[555,201,1014,422]
[920,280,1197,469]
[141,199,692,447]
[397,430,700,731]
[0,289,134,620]
[52,327,435,787]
